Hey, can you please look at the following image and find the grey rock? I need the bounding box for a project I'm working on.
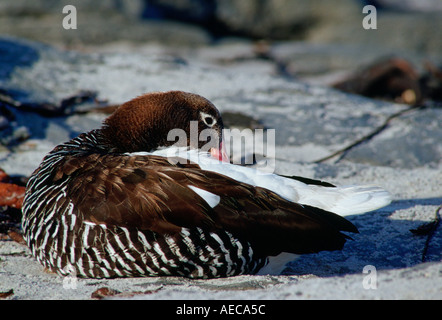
[308,11,442,58]
[0,0,211,48]
[1,0,442,59]
[373,0,442,12]
[343,108,442,168]
[214,0,361,39]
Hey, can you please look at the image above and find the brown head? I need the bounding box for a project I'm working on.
[101,91,226,159]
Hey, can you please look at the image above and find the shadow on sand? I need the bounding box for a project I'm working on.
[283,197,442,277]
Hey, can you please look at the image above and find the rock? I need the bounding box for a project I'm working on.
[217,0,363,39]
[0,168,26,238]
[343,107,442,168]
[2,0,442,60]
[372,0,442,12]
[0,0,211,48]
[91,287,121,300]
[307,10,442,58]
[0,289,14,299]
[332,57,442,106]
[0,182,25,208]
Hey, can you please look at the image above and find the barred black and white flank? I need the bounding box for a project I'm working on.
[22,91,390,279]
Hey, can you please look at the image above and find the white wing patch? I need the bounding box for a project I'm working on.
[187,185,220,208]
[133,147,392,216]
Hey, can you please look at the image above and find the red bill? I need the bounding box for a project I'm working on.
[210,140,229,163]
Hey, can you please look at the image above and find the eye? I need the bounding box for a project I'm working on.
[204,116,213,125]
[200,112,216,127]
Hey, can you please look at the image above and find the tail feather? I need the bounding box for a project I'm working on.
[152,148,392,217]
[296,185,392,217]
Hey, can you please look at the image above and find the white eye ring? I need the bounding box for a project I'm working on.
[200,111,217,127]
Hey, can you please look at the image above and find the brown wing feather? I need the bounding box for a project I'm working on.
[61,154,216,234]
[164,169,358,255]
[59,154,358,256]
